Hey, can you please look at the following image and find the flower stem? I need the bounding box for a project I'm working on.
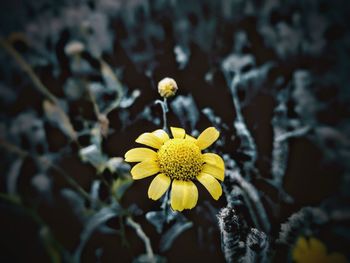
[155,98,169,132]
[160,189,171,222]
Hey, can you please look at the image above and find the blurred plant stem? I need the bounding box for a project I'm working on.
[119,216,130,248]
[155,98,169,132]
[0,139,95,205]
[0,38,59,105]
[0,37,79,144]
[160,189,171,223]
[126,216,156,263]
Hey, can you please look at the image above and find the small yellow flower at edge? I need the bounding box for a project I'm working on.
[292,236,348,263]
[124,127,224,212]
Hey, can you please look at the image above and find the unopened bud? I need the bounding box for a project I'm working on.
[158,77,178,98]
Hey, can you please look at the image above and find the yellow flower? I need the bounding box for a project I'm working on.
[124,127,224,211]
[292,236,348,263]
[157,77,178,98]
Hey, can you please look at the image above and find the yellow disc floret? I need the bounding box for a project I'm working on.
[158,138,203,180]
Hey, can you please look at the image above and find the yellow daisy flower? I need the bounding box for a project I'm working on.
[124,127,224,211]
[292,236,348,263]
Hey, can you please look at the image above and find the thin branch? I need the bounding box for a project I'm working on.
[229,185,261,231]
[271,87,310,188]
[270,90,289,188]
[275,126,311,142]
[126,217,155,263]
[0,38,79,144]
[0,38,59,105]
[229,73,257,175]
[226,169,271,233]
[48,161,93,203]
[0,139,93,204]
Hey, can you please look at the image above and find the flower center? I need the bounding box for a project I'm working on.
[157,138,203,180]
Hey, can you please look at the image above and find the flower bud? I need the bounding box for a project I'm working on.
[158,77,178,98]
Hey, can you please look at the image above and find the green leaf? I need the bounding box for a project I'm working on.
[79,145,107,172]
[112,176,133,201]
[73,205,120,262]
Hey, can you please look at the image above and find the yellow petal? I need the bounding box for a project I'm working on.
[197,173,222,200]
[309,238,327,256]
[292,237,308,262]
[170,180,184,211]
[170,127,185,139]
[327,253,348,263]
[196,127,220,150]
[148,173,171,200]
[297,237,308,251]
[202,163,224,181]
[135,132,163,149]
[203,153,225,170]
[185,134,197,143]
[130,161,160,180]
[124,148,157,162]
[152,129,170,144]
[170,180,198,211]
[183,180,198,209]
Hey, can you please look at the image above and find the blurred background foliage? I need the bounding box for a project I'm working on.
[0,0,350,262]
